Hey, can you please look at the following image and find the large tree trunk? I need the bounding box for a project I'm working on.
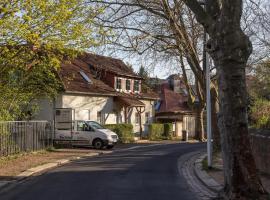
[216,59,266,199]
[210,24,267,200]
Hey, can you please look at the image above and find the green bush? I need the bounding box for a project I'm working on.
[148,123,164,140]
[104,124,134,143]
[164,123,173,139]
[250,99,270,129]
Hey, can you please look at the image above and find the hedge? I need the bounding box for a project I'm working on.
[148,123,174,140]
[250,99,270,129]
[164,123,173,139]
[148,123,164,140]
[104,123,134,143]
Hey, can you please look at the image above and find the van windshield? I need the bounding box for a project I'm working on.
[86,121,104,130]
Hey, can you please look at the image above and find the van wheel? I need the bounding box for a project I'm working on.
[93,139,103,149]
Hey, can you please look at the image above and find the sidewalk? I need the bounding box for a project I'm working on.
[192,152,270,199]
[180,152,270,200]
[178,151,220,200]
[205,152,270,194]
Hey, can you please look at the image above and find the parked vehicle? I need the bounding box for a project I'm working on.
[55,120,118,149]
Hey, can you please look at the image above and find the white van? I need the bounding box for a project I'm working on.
[55,120,119,149]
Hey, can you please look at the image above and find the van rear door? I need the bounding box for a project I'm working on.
[54,108,73,141]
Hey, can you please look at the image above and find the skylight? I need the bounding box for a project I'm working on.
[79,71,92,84]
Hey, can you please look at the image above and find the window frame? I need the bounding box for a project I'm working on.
[116,77,122,90]
[134,80,140,92]
[126,79,131,91]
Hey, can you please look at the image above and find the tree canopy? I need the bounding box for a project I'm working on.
[0,0,106,120]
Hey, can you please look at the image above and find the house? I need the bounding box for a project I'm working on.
[35,53,159,135]
[155,74,196,138]
[146,77,165,93]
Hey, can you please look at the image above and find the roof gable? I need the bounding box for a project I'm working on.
[80,53,141,79]
[158,83,191,113]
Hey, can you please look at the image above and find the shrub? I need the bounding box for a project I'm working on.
[250,99,270,129]
[164,123,173,139]
[104,124,134,143]
[148,123,164,140]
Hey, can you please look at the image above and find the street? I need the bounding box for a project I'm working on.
[1,143,205,200]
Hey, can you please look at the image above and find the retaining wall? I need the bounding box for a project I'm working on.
[250,129,270,175]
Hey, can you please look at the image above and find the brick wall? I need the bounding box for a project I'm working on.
[250,129,270,175]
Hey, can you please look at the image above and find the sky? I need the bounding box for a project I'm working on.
[91,46,182,79]
[89,0,270,79]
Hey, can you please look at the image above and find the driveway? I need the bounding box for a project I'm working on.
[0,142,205,200]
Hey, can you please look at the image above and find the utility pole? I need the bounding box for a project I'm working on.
[200,0,213,168]
[205,34,212,168]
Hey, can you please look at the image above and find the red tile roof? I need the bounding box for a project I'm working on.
[60,59,117,96]
[59,53,158,100]
[157,83,192,114]
[135,89,159,100]
[115,95,145,107]
[80,53,141,79]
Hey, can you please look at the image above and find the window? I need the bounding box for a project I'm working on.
[145,112,150,124]
[77,121,90,131]
[135,112,140,124]
[79,71,92,84]
[116,78,122,90]
[86,121,104,129]
[126,79,131,91]
[134,80,139,92]
[97,111,101,123]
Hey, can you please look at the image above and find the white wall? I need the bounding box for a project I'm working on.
[62,94,155,134]
[183,115,196,138]
[62,94,116,124]
[34,96,62,121]
[130,100,154,134]
[35,93,156,134]
[175,121,183,137]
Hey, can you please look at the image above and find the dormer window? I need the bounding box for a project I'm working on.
[116,78,122,90]
[126,79,131,91]
[134,80,140,92]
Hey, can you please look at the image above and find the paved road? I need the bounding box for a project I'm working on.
[1,143,205,200]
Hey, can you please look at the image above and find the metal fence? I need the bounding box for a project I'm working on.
[0,121,53,157]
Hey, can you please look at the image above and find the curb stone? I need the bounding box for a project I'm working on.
[194,154,223,193]
[178,151,219,200]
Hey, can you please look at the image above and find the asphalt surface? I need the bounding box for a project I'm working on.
[1,142,205,200]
